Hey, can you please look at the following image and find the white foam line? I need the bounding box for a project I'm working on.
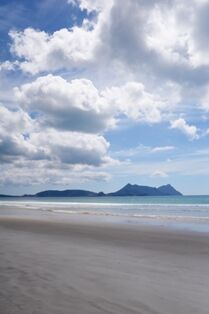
[1,201,209,208]
[132,214,209,221]
[50,209,209,221]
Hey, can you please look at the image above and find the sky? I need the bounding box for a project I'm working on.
[0,0,209,195]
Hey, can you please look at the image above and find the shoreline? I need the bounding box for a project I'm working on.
[1,202,209,233]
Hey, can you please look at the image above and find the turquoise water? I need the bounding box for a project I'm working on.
[1,195,209,232]
[1,195,209,204]
[1,195,209,217]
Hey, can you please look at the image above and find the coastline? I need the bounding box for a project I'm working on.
[1,200,209,233]
[1,207,209,314]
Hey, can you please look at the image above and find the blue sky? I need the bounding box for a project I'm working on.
[0,0,209,195]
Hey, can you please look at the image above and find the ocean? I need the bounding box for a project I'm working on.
[1,195,209,232]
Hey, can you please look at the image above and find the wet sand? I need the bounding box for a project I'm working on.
[0,214,209,314]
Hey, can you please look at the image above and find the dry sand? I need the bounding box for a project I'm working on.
[0,214,209,314]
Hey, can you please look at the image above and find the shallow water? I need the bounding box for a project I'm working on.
[1,195,209,232]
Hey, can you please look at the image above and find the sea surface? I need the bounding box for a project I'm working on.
[1,195,209,232]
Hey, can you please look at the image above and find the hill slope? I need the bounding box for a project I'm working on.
[35,189,98,197]
[108,183,182,196]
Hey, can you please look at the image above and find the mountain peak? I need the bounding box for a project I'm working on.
[157,184,182,196]
[109,183,182,196]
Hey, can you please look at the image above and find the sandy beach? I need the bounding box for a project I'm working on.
[0,211,209,314]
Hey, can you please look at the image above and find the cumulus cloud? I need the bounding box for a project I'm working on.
[1,68,174,186]
[1,68,171,186]
[103,82,164,123]
[0,102,113,185]
[16,75,169,131]
[170,118,199,139]
[9,17,102,74]
[7,0,209,78]
[29,129,111,166]
[15,74,116,133]
[0,106,42,163]
[0,106,32,133]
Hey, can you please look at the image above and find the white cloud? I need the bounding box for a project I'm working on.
[170,118,199,139]
[0,70,176,188]
[145,1,209,68]
[0,105,45,163]
[29,129,111,166]
[15,75,169,130]
[0,61,18,71]
[0,105,32,133]
[15,74,116,133]
[7,0,209,79]
[9,24,100,74]
[67,0,111,12]
[151,170,168,178]
[103,82,164,123]
[146,2,192,65]
[112,145,175,160]
[0,103,113,172]
[151,146,175,153]
[0,70,172,186]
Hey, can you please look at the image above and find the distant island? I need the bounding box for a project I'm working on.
[0,184,182,197]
